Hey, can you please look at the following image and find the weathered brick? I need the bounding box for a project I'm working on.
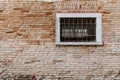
[0,0,120,80]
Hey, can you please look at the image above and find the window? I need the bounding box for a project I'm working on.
[56,13,102,45]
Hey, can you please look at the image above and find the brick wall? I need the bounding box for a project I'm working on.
[0,0,120,79]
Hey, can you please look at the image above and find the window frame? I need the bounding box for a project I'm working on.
[56,13,102,45]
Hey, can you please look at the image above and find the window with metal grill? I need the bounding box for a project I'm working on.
[60,18,96,42]
[56,13,102,45]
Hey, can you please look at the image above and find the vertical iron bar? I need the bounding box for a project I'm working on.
[81,18,83,42]
[72,18,73,41]
[91,18,93,41]
[63,18,65,42]
[69,18,70,42]
[86,18,87,41]
[77,18,78,42]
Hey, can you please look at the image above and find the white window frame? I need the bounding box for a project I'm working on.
[56,13,102,45]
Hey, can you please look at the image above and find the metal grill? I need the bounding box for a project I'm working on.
[60,18,96,42]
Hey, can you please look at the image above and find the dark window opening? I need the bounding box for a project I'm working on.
[60,18,96,42]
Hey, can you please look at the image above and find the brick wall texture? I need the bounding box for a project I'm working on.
[0,0,120,80]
